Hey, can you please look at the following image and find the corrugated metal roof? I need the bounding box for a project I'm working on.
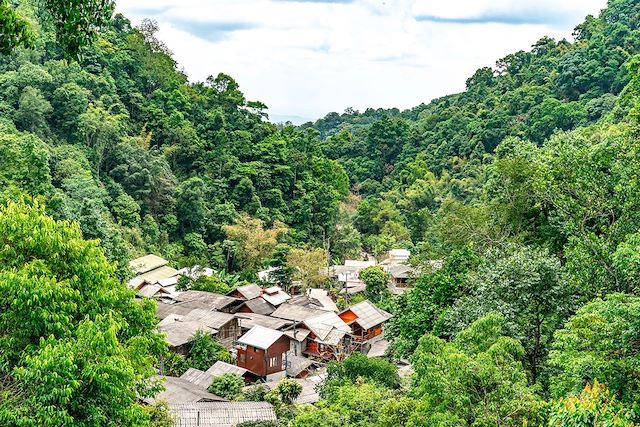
[237,325,284,350]
[159,320,215,347]
[235,312,292,331]
[182,309,235,330]
[129,254,169,274]
[170,402,277,427]
[271,304,325,322]
[207,361,248,377]
[235,298,275,315]
[385,264,414,279]
[175,291,240,310]
[261,287,291,306]
[367,339,390,358]
[285,353,315,377]
[148,376,226,405]
[137,284,169,298]
[180,368,213,388]
[343,300,392,330]
[232,284,262,300]
[304,312,351,345]
[132,265,179,286]
[283,328,310,342]
[307,288,338,312]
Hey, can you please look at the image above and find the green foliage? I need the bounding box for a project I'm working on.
[208,373,244,400]
[0,199,163,425]
[0,1,36,54]
[321,352,400,399]
[410,313,544,427]
[548,381,634,427]
[275,378,303,404]
[549,294,640,412]
[359,266,389,303]
[185,330,231,371]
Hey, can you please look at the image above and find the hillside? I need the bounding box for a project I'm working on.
[1,0,640,425]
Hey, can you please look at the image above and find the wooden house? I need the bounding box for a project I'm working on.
[227,283,263,300]
[339,300,392,344]
[236,325,291,381]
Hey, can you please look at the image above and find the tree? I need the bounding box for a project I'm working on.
[286,247,328,290]
[410,313,543,427]
[446,245,573,383]
[185,330,231,371]
[359,266,389,303]
[208,373,244,400]
[320,352,400,399]
[0,0,114,58]
[275,378,303,404]
[548,381,634,427]
[0,199,163,425]
[548,293,640,410]
[223,214,288,271]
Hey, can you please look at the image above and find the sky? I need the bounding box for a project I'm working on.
[116,0,608,123]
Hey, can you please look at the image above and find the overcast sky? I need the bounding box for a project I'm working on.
[116,0,608,123]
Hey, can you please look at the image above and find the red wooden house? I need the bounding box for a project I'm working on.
[339,300,392,343]
[236,325,291,380]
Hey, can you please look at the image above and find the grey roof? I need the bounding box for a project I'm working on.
[137,284,169,298]
[159,320,213,347]
[156,302,196,320]
[149,376,226,405]
[170,402,277,427]
[386,264,415,279]
[235,312,292,331]
[283,328,310,342]
[207,361,248,377]
[182,309,235,330]
[304,312,351,346]
[231,284,263,300]
[129,254,169,274]
[307,288,338,312]
[237,325,285,350]
[234,298,275,315]
[338,280,366,295]
[175,291,241,310]
[342,300,392,330]
[261,286,291,306]
[271,304,325,322]
[131,265,179,286]
[285,353,316,377]
[367,339,390,358]
[180,368,214,388]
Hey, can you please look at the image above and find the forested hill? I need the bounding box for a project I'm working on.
[0,6,351,279]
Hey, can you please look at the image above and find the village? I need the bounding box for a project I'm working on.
[129,249,418,426]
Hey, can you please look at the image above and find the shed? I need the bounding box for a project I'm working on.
[261,286,291,306]
[233,297,275,316]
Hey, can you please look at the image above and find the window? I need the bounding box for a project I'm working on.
[282,353,286,370]
[269,357,277,368]
[239,353,245,363]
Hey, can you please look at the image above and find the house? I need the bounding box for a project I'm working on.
[181,309,240,349]
[283,328,310,356]
[128,254,179,291]
[385,263,415,287]
[227,283,263,300]
[261,286,291,307]
[339,300,392,345]
[233,297,276,316]
[146,376,226,405]
[158,309,240,352]
[301,311,351,360]
[235,312,293,333]
[284,353,319,378]
[180,361,257,388]
[169,402,277,427]
[236,325,291,381]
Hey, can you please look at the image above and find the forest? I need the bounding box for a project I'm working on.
[1,0,640,425]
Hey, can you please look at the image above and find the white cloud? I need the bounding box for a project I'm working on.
[116,0,607,122]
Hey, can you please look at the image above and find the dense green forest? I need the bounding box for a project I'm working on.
[2,0,640,425]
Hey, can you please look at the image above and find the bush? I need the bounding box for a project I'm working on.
[186,330,231,371]
[208,373,244,400]
[275,378,303,404]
